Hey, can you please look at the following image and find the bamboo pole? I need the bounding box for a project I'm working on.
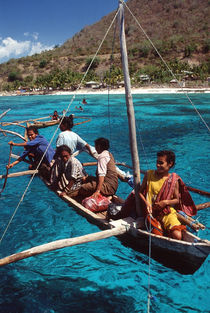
[0,129,26,141]
[12,115,51,124]
[9,154,210,198]
[186,186,210,197]
[11,153,31,164]
[0,109,11,120]
[73,119,91,126]
[0,226,128,266]
[119,2,141,215]
[0,122,26,128]
[177,212,205,231]
[0,170,38,179]
[196,202,210,210]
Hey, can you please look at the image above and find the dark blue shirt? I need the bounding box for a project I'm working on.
[20,135,55,165]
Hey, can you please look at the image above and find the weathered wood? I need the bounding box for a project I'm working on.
[196,202,210,210]
[0,109,11,120]
[177,212,205,231]
[119,2,141,216]
[187,186,210,197]
[0,170,38,179]
[0,145,13,194]
[13,115,51,124]
[0,122,26,128]
[73,119,91,126]
[0,226,127,266]
[0,129,25,141]
[11,153,31,164]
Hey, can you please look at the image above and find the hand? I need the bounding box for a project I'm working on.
[155,200,168,209]
[92,190,100,198]
[8,141,14,146]
[6,163,13,169]
[59,191,66,197]
[147,204,152,214]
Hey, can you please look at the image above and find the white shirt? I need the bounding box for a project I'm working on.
[97,150,110,176]
[56,130,87,153]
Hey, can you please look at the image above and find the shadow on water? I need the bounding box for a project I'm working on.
[1,271,137,313]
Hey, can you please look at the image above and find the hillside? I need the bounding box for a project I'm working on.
[0,0,209,91]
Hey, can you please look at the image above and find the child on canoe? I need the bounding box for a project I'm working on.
[111,150,196,240]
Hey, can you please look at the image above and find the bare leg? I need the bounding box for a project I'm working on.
[170,229,182,240]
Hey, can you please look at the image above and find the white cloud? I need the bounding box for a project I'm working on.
[24,32,39,41]
[0,37,30,59]
[0,36,54,63]
[29,42,53,55]
[32,32,39,41]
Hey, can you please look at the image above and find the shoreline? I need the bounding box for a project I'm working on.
[0,86,209,97]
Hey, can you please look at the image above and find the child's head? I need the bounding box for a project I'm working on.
[95,137,109,153]
[60,116,73,131]
[157,150,175,168]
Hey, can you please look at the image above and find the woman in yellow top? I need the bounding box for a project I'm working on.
[140,150,184,240]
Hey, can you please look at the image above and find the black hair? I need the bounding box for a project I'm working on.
[61,116,73,130]
[54,145,72,159]
[26,126,39,134]
[95,137,110,151]
[157,150,176,167]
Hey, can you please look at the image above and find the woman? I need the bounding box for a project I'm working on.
[50,145,87,197]
[78,137,118,198]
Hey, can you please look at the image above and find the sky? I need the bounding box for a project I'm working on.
[0,0,122,64]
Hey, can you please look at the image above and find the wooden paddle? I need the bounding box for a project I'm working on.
[0,145,13,194]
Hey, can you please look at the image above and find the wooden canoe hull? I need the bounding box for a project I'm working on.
[49,187,210,275]
[31,120,60,128]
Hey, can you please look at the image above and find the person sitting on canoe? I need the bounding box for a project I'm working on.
[78,137,118,199]
[112,150,197,240]
[50,145,88,197]
[7,126,55,179]
[56,116,97,158]
[51,110,60,120]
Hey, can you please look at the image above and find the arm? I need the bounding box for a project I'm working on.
[8,141,27,147]
[139,172,152,214]
[59,180,75,197]
[92,176,104,198]
[85,144,98,159]
[6,157,23,169]
[155,181,180,209]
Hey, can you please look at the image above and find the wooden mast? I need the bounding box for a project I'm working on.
[118,0,141,215]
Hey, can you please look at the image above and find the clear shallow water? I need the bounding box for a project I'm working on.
[0,93,209,313]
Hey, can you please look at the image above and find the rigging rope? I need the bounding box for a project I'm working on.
[123,1,210,133]
[0,7,120,245]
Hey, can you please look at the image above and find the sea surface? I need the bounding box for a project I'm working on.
[0,93,209,313]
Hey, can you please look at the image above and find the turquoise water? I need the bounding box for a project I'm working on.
[0,93,209,313]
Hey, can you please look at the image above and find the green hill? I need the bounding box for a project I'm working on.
[0,0,209,92]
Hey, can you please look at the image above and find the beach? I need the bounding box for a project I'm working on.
[0,86,210,97]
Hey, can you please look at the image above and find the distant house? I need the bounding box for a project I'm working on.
[85,81,100,89]
[117,81,124,88]
[139,74,150,82]
[170,79,178,84]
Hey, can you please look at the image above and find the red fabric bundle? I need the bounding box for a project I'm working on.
[82,194,111,212]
